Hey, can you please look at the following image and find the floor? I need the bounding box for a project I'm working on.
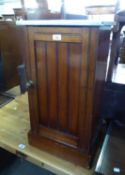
[0,156,55,175]
[0,86,93,175]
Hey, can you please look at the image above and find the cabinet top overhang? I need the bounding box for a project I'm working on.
[16,20,113,28]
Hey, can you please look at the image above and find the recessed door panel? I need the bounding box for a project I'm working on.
[28,28,88,148]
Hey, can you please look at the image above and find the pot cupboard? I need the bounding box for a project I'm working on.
[17,20,111,167]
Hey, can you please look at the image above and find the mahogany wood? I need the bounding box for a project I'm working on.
[23,26,110,166]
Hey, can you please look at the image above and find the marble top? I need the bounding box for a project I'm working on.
[16,19,114,27]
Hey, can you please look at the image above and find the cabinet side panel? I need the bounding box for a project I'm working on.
[84,28,99,149]
[78,28,90,149]
[91,29,110,148]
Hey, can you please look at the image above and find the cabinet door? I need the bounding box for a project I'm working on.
[27,27,89,150]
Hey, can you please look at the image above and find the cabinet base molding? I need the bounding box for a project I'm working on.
[28,131,91,167]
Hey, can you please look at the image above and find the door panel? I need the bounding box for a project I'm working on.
[28,28,88,148]
[35,41,82,132]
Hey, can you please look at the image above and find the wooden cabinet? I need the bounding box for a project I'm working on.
[24,25,110,166]
[0,22,22,91]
